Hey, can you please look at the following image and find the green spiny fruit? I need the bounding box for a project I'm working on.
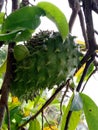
[11,31,81,100]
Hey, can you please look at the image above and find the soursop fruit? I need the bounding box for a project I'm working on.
[11,31,81,100]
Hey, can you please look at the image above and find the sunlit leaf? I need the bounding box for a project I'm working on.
[60,94,81,130]
[84,63,94,81]
[0,60,6,77]
[0,12,5,24]
[68,111,82,130]
[80,93,98,130]
[33,91,43,107]
[2,6,45,32]
[76,40,85,45]
[43,125,58,130]
[37,2,69,41]
[75,64,85,77]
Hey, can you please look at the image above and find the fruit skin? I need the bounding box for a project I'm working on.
[11,31,81,100]
[14,44,30,61]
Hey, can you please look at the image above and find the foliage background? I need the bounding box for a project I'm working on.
[0,0,98,130]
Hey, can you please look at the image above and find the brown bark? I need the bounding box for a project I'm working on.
[0,43,15,128]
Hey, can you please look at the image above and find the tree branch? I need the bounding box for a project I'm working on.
[82,0,97,51]
[68,0,80,32]
[92,0,98,14]
[22,0,29,6]
[64,111,72,130]
[69,11,77,32]
[12,0,19,11]
[78,9,89,49]
[0,43,15,128]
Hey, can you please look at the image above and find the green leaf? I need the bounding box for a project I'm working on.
[0,13,5,24]
[60,95,73,130]
[0,29,33,42]
[2,6,45,32]
[14,29,33,41]
[70,93,83,111]
[60,94,81,130]
[80,93,98,130]
[0,60,6,77]
[10,106,20,121]
[33,91,43,107]
[0,30,21,41]
[37,2,69,41]
[85,63,94,81]
[29,119,40,130]
[68,111,82,130]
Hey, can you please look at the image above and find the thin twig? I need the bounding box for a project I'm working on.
[69,11,78,32]
[18,79,70,129]
[60,81,69,116]
[74,50,90,75]
[94,30,98,35]
[43,115,54,130]
[76,55,94,92]
[92,0,98,14]
[68,0,80,32]
[78,9,89,49]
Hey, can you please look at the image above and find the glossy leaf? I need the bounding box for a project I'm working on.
[37,2,69,41]
[29,119,40,130]
[80,93,98,130]
[2,6,45,32]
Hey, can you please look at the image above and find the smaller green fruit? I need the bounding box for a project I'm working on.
[14,44,30,61]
